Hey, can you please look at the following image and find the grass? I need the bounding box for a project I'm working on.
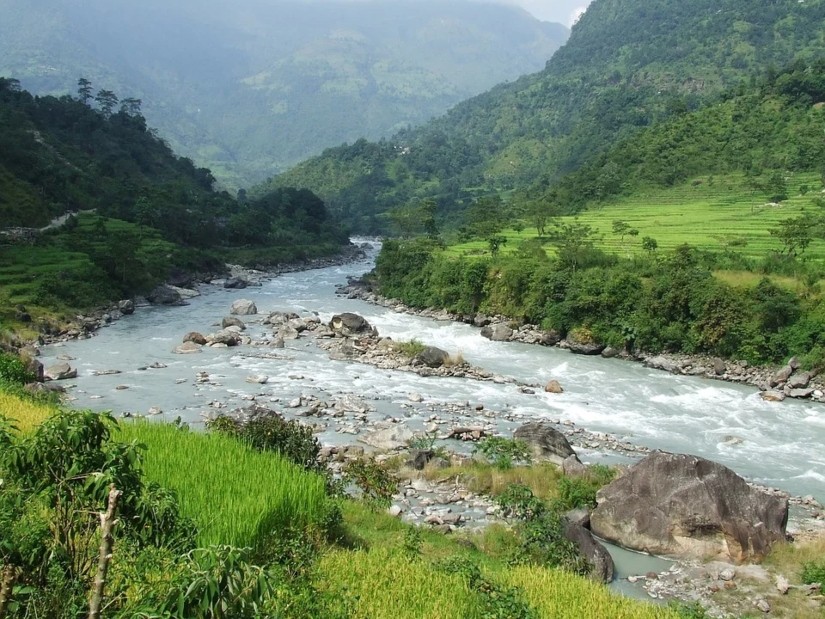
[319,547,478,618]
[0,387,56,433]
[117,421,330,548]
[448,172,825,262]
[420,461,565,501]
[506,565,680,619]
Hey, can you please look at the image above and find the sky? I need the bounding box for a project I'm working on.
[503,0,592,25]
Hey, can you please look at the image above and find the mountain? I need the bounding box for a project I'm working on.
[0,0,568,189]
[0,78,347,322]
[269,0,825,231]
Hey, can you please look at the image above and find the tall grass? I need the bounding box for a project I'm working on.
[0,388,56,433]
[506,565,680,619]
[118,422,329,548]
[319,548,478,618]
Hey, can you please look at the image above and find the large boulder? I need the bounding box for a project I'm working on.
[413,346,450,368]
[222,316,246,330]
[118,299,135,315]
[183,331,207,345]
[147,285,182,306]
[513,422,577,465]
[224,276,248,289]
[590,451,788,563]
[44,362,77,381]
[565,331,605,355]
[480,323,513,342]
[563,521,614,583]
[360,425,415,450]
[209,329,241,346]
[329,312,377,337]
[230,299,257,315]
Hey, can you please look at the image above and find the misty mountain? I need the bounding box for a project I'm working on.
[0,0,568,188]
[269,0,825,231]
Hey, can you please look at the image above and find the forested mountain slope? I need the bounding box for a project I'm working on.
[0,0,567,188]
[0,79,347,324]
[270,0,825,231]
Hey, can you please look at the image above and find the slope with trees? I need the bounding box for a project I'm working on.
[270,0,825,232]
[0,78,348,333]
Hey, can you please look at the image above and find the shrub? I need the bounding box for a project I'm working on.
[343,457,399,510]
[801,559,825,585]
[395,338,427,358]
[0,352,34,384]
[475,437,532,470]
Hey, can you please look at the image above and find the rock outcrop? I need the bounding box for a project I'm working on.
[329,312,376,337]
[514,421,578,465]
[480,323,513,342]
[590,451,788,563]
[147,285,183,306]
[230,299,257,315]
[44,362,77,381]
[414,346,450,368]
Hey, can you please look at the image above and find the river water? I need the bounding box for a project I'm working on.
[42,242,825,503]
[41,241,825,596]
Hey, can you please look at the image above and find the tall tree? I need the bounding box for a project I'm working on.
[94,89,118,118]
[77,78,93,104]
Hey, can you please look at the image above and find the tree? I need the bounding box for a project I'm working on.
[612,220,630,241]
[527,200,554,237]
[548,220,597,273]
[488,235,507,256]
[770,215,814,258]
[94,89,118,118]
[77,78,93,105]
[119,97,142,116]
[641,236,658,254]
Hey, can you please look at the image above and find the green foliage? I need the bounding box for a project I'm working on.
[474,437,532,471]
[801,559,825,585]
[343,457,399,510]
[556,465,615,511]
[402,526,423,559]
[117,422,331,549]
[0,352,33,384]
[394,339,427,359]
[207,411,322,474]
[496,484,588,575]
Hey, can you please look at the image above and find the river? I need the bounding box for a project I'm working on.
[41,242,825,503]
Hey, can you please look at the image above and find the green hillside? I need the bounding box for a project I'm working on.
[0,79,348,336]
[270,0,825,232]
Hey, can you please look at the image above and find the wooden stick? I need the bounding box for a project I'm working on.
[88,484,122,619]
[0,563,16,619]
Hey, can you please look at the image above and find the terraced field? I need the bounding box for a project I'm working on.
[449,173,825,262]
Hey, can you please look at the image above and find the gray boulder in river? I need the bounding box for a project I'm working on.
[329,312,376,337]
[413,346,450,368]
[480,323,513,342]
[514,421,578,466]
[147,285,182,306]
[590,451,788,563]
[230,299,257,315]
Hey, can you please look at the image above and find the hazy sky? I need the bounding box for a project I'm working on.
[503,0,592,25]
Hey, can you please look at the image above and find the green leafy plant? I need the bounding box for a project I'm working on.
[343,457,399,510]
[801,559,825,585]
[402,526,423,559]
[394,339,427,358]
[496,484,587,575]
[474,437,532,471]
[0,352,34,385]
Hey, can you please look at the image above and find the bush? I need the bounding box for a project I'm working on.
[475,437,532,470]
[0,351,34,384]
[801,559,825,585]
[343,457,399,509]
[208,410,321,473]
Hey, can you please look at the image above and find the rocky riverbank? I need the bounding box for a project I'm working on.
[338,277,825,406]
